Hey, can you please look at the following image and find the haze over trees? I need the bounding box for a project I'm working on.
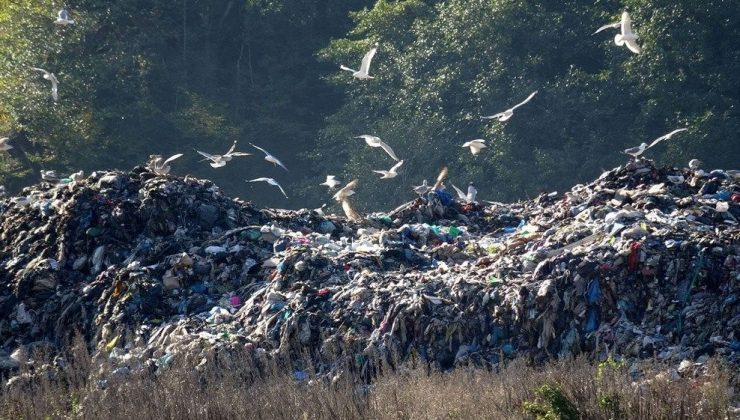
[1,0,738,209]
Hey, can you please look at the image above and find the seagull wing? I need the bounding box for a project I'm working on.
[624,39,641,54]
[359,46,377,74]
[511,90,538,110]
[163,153,184,165]
[228,152,252,157]
[268,179,288,198]
[30,67,48,75]
[621,12,633,34]
[59,9,69,20]
[390,159,404,173]
[434,166,448,189]
[451,184,467,200]
[481,112,505,120]
[378,140,399,161]
[340,65,357,73]
[593,21,620,35]
[225,141,237,155]
[50,75,59,101]
[196,150,216,161]
[373,170,389,177]
[647,128,687,148]
[249,143,269,156]
[248,177,269,182]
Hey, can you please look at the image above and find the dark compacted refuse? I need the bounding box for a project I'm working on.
[0,160,738,384]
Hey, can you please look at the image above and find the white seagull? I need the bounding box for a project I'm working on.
[148,153,183,175]
[355,135,399,161]
[462,139,486,156]
[451,183,478,203]
[31,67,59,101]
[595,12,640,54]
[250,143,288,171]
[623,128,688,158]
[54,8,75,25]
[69,170,85,183]
[248,178,288,199]
[482,91,538,122]
[413,180,430,196]
[333,179,358,202]
[40,170,59,182]
[0,137,12,152]
[340,44,378,80]
[0,186,5,197]
[373,160,404,179]
[195,141,251,168]
[320,175,341,189]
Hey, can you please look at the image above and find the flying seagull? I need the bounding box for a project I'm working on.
[355,135,399,161]
[147,153,183,175]
[333,179,358,202]
[31,67,59,101]
[433,166,448,189]
[452,183,478,203]
[54,8,75,25]
[340,44,378,80]
[0,137,12,152]
[248,177,288,199]
[623,128,688,158]
[195,141,251,168]
[250,143,288,171]
[482,91,538,122]
[462,139,486,156]
[373,160,404,179]
[595,12,640,54]
[320,175,341,189]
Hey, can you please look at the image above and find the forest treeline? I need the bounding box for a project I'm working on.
[1,0,738,209]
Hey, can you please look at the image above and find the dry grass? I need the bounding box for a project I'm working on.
[0,341,734,419]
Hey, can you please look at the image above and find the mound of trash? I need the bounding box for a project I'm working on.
[0,160,738,382]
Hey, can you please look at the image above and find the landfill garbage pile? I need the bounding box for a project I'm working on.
[0,160,738,384]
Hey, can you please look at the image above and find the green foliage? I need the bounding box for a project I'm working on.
[1,0,738,209]
[316,0,740,210]
[522,383,579,420]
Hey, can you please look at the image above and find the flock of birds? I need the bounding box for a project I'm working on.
[0,9,695,216]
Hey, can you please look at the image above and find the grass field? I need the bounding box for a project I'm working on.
[1,340,735,419]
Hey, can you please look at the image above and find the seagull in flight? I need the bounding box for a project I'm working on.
[147,153,183,175]
[340,44,378,80]
[0,137,12,152]
[462,139,486,156]
[248,178,288,199]
[482,91,537,122]
[195,141,251,168]
[250,143,288,171]
[333,179,358,202]
[355,135,399,161]
[373,160,404,179]
[31,67,59,101]
[54,8,75,25]
[623,128,688,158]
[320,175,341,189]
[451,183,478,203]
[594,12,641,54]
